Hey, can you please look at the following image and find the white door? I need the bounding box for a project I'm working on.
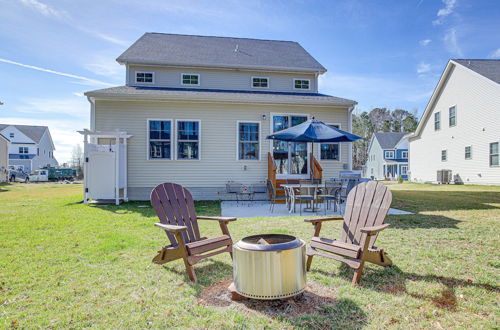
[88,152,116,199]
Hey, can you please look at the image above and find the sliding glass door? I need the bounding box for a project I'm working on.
[271,114,309,178]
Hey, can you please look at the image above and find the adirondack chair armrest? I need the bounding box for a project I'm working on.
[304,217,344,224]
[360,224,390,236]
[154,222,188,233]
[197,216,237,222]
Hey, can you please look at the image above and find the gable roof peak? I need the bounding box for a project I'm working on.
[117,32,326,73]
[0,124,48,143]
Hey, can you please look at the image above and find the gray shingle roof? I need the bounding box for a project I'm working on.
[453,59,500,83]
[0,124,47,143]
[374,132,408,149]
[85,86,356,106]
[117,33,326,73]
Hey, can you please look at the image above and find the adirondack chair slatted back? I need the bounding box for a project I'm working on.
[341,181,392,247]
[151,183,201,246]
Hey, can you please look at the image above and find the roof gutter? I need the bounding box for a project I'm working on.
[116,60,326,75]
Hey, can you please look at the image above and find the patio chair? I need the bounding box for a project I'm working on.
[267,179,286,212]
[304,181,393,285]
[151,182,236,282]
[317,181,342,215]
[338,179,359,213]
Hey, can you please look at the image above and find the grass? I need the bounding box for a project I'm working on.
[0,182,499,328]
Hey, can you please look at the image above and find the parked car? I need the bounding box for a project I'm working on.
[8,169,30,183]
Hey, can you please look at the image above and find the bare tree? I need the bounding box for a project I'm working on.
[70,144,84,179]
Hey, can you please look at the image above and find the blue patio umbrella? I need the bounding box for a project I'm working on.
[267,119,363,178]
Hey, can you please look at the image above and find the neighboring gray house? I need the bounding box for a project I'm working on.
[0,124,58,174]
[85,33,357,200]
[364,132,409,180]
[409,59,500,185]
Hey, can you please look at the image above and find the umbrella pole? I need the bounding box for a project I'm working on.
[311,142,314,180]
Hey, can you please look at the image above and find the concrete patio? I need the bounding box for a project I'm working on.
[221,200,414,218]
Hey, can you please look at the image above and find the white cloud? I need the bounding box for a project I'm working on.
[19,0,67,19]
[0,58,114,87]
[318,72,434,113]
[417,62,431,74]
[443,28,463,57]
[419,39,432,46]
[14,97,89,118]
[18,0,127,46]
[84,55,124,81]
[73,92,84,97]
[433,0,457,25]
[490,48,500,59]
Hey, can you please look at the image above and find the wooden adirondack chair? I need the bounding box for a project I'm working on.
[150,182,236,282]
[305,181,393,285]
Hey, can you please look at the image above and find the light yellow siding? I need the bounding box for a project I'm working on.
[127,65,317,93]
[94,100,350,197]
[409,64,500,185]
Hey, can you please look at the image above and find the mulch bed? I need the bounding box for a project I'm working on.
[197,279,338,317]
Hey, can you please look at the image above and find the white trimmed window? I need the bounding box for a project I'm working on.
[135,71,154,83]
[320,124,340,161]
[441,150,447,162]
[181,74,200,86]
[148,120,172,159]
[449,106,456,127]
[177,120,200,160]
[19,147,28,154]
[401,165,408,175]
[465,146,472,160]
[434,112,441,130]
[252,77,268,88]
[238,122,260,160]
[294,79,310,90]
[402,151,408,158]
[384,150,395,159]
[490,142,499,166]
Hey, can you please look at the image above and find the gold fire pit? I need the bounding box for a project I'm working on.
[232,234,306,300]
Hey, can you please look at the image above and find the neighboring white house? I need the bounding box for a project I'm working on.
[0,124,58,174]
[0,133,8,182]
[409,59,500,185]
[85,33,357,200]
[364,132,409,180]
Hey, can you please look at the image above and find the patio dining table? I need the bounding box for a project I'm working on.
[281,183,324,213]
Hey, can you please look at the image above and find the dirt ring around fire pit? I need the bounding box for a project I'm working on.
[197,279,338,317]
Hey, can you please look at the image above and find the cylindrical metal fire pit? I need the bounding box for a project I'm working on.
[233,234,306,300]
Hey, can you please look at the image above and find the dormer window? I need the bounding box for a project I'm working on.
[252,77,268,88]
[9,133,14,138]
[135,71,154,83]
[294,79,310,90]
[181,74,200,86]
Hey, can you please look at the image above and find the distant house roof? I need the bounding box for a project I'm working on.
[0,124,47,143]
[85,86,356,107]
[0,133,9,142]
[116,33,327,73]
[374,132,408,149]
[453,59,500,83]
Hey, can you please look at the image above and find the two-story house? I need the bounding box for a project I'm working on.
[364,132,409,180]
[84,33,357,200]
[409,59,500,185]
[0,124,58,174]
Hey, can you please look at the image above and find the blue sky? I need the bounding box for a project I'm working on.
[0,0,499,162]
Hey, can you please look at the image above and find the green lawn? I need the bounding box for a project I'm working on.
[0,182,499,328]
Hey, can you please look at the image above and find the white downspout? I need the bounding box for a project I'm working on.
[347,105,355,171]
[87,96,96,131]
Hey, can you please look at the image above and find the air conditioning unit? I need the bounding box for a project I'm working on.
[437,169,452,184]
